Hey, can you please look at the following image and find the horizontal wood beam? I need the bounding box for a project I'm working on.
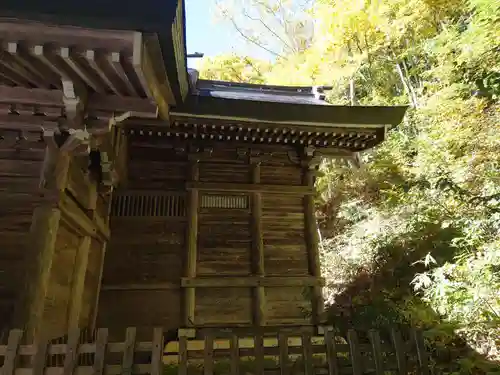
[0,114,59,132]
[59,193,97,237]
[88,94,157,115]
[0,339,152,357]
[102,277,325,290]
[101,283,179,291]
[128,137,357,159]
[186,182,314,195]
[181,276,324,288]
[58,193,109,241]
[0,86,157,115]
[0,114,117,134]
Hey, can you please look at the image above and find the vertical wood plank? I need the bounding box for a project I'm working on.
[16,207,61,341]
[93,328,108,375]
[279,333,289,375]
[90,191,112,331]
[204,333,214,375]
[39,146,71,191]
[412,330,430,375]
[32,336,49,375]
[90,241,108,331]
[251,163,264,276]
[251,162,266,326]
[230,335,239,375]
[303,168,321,277]
[113,128,128,185]
[254,333,264,375]
[178,335,188,375]
[3,329,23,375]
[368,330,384,375]
[302,167,323,324]
[391,329,407,375]
[68,236,92,330]
[122,327,137,375]
[185,160,199,327]
[301,332,314,375]
[151,328,164,375]
[347,330,363,375]
[324,330,339,375]
[63,329,80,375]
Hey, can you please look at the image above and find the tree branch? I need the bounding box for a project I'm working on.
[242,8,295,53]
[227,14,287,59]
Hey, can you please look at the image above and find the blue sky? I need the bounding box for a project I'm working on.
[185,0,272,68]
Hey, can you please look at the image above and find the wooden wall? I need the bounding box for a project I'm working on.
[99,135,324,334]
[0,137,45,336]
[0,133,110,341]
[98,144,186,339]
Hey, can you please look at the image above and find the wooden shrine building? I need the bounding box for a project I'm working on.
[0,0,407,343]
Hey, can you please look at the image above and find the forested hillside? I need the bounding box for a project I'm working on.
[198,0,500,373]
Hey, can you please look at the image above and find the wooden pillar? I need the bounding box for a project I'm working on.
[14,144,71,340]
[90,190,113,330]
[67,236,91,330]
[185,159,199,327]
[251,162,266,326]
[67,181,99,330]
[303,166,324,325]
[21,207,62,340]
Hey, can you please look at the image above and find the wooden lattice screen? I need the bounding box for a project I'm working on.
[111,193,186,217]
[200,194,249,209]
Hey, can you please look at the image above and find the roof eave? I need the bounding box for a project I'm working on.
[173,95,408,128]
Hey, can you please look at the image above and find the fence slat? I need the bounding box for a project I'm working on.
[93,329,108,375]
[391,329,407,375]
[324,330,339,375]
[347,330,363,375]
[178,336,188,375]
[279,333,289,375]
[32,337,49,375]
[204,333,214,375]
[230,335,239,375]
[0,326,433,375]
[3,329,23,375]
[369,330,384,375]
[63,329,80,375]
[151,328,163,375]
[122,327,137,375]
[302,332,314,375]
[412,330,430,375]
[254,333,264,375]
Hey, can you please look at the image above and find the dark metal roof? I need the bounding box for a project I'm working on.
[174,78,408,127]
[194,80,331,106]
[0,0,179,31]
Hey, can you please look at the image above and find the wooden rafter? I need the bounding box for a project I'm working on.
[0,21,152,97]
[123,120,379,151]
[0,20,177,127]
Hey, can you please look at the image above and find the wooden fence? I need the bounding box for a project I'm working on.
[0,327,431,375]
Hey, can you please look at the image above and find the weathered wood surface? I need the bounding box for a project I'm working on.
[0,125,110,339]
[0,140,46,333]
[0,22,160,116]
[0,327,431,375]
[100,139,323,330]
[125,118,381,152]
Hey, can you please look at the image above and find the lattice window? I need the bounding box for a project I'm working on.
[201,194,249,209]
[111,193,186,217]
